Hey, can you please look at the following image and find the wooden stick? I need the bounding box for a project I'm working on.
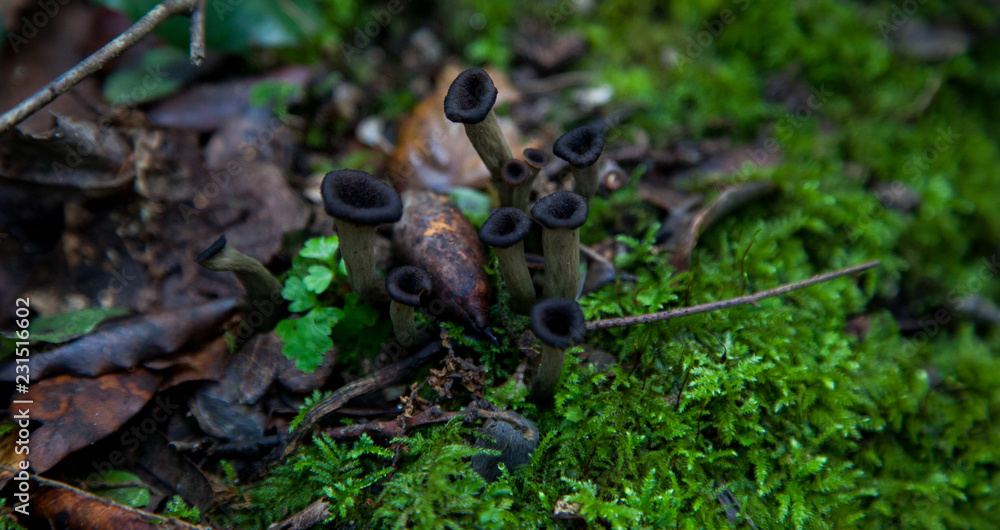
[587,260,880,330]
[0,0,205,133]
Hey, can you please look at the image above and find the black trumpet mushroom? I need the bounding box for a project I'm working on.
[386,265,433,347]
[479,207,535,314]
[195,234,288,332]
[528,298,586,405]
[553,125,605,201]
[444,68,513,192]
[321,169,403,306]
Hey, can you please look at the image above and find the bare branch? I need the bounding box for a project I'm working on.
[0,0,203,134]
[587,260,881,330]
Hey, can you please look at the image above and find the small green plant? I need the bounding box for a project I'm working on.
[163,495,201,523]
[244,434,393,526]
[275,235,391,371]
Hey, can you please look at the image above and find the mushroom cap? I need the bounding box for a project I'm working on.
[443,68,499,124]
[386,265,433,307]
[523,148,549,169]
[321,169,403,226]
[552,125,605,168]
[195,234,227,263]
[530,190,589,230]
[530,298,585,348]
[479,207,532,248]
[501,159,531,186]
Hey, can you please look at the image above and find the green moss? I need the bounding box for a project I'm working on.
[238,0,999,527]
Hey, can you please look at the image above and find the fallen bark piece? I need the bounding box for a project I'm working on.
[393,190,494,337]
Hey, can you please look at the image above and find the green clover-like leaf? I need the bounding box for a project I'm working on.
[303,265,334,294]
[301,236,340,261]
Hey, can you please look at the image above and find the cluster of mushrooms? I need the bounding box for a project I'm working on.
[321,67,605,406]
[197,67,606,408]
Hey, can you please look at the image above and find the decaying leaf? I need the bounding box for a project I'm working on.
[32,485,207,529]
[0,298,238,381]
[0,115,132,193]
[392,190,493,336]
[230,332,337,403]
[147,336,231,390]
[189,381,268,442]
[147,66,311,133]
[0,419,28,489]
[427,347,487,399]
[136,433,215,511]
[17,369,163,472]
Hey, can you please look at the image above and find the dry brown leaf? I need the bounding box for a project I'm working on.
[32,485,206,529]
[17,369,163,472]
[0,298,238,381]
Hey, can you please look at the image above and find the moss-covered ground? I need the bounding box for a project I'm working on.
[220,0,1000,527]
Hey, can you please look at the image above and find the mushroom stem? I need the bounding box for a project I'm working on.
[336,220,386,306]
[196,235,287,331]
[479,207,536,314]
[495,243,535,313]
[389,302,417,346]
[531,191,589,300]
[541,226,581,300]
[518,148,549,213]
[321,169,403,308]
[529,343,567,405]
[499,159,531,213]
[572,164,600,201]
[464,109,512,188]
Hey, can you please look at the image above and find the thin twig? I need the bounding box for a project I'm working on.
[0,0,203,133]
[189,0,207,65]
[587,260,880,330]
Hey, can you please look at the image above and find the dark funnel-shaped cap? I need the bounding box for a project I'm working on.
[321,169,403,226]
[444,68,499,124]
[530,298,585,348]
